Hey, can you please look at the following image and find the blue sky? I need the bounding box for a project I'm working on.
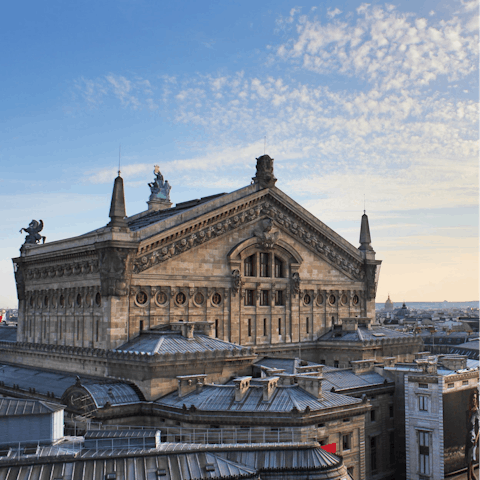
[1,0,478,307]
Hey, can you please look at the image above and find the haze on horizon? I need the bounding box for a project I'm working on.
[0,0,478,308]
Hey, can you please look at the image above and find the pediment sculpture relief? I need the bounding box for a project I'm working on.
[253,218,279,250]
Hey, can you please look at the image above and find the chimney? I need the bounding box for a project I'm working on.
[350,359,375,374]
[258,377,279,402]
[341,318,358,332]
[233,377,252,402]
[383,357,396,367]
[416,357,438,375]
[108,173,129,230]
[439,355,468,371]
[415,352,432,360]
[296,374,323,399]
[296,365,324,377]
[177,374,207,398]
[277,374,296,386]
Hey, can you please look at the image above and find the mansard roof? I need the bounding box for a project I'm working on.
[157,381,362,413]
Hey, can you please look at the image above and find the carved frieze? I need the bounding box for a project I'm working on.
[133,196,365,280]
[24,259,99,281]
[98,248,134,297]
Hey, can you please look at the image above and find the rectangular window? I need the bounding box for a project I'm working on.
[448,383,454,389]
[342,434,351,451]
[418,383,429,389]
[389,405,394,418]
[419,431,430,475]
[275,290,284,306]
[260,253,270,277]
[245,290,254,306]
[389,432,395,466]
[418,395,428,411]
[278,318,281,335]
[370,436,377,471]
[96,319,100,341]
[244,255,255,277]
[370,410,376,422]
[306,317,309,334]
[247,318,252,337]
[274,257,283,278]
[215,319,219,338]
[334,360,339,368]
[263,318,268,336]
[260,290,269,306]
[463,380,469,386]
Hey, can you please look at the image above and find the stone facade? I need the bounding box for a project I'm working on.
[13,156,381,356]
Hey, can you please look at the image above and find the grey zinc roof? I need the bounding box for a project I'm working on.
[255,358,337,374]
[157,382,362,413]
[0,363,84,397]
[322,370,387,391]
[318,326,413,342]
[0,397,64,416]
[116,332,248,355]
[0,326,17,343]
[82,383,142,408]
[127,193,227,231]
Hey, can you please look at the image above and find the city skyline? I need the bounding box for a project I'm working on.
[1,0,478,307]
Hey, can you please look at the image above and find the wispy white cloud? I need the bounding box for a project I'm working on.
[274,4,478,91]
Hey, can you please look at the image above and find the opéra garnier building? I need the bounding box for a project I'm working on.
[13,156,381,356]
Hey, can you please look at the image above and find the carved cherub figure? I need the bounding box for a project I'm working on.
[20,220,46,244]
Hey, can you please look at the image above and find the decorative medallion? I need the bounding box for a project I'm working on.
[175,292,186,306]
[352,294,359,306]
[155,291,168,306]
[316,294,324,306]
[136,291,148,305]
[328,294,336,305]
[212,292,222,306]
[194,292,205,306]
[341,294,348,305]
[303,294,311,305]
[85,293,92,307]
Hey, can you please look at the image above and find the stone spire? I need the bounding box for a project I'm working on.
[108,172,129,229]
[252,155,277,188]
[359,211,373,251]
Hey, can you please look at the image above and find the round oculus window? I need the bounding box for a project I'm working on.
[352,294,359,305]
[44,296,48,307]
[59,295,65,307]
[85,293,92,306]
[29,296,34,307]
[341,294,348,305]
[329,294,336,305]
[212,293,222,305]
[76,294,82,307]
[317,294,324,305]
[303,294,311,305]
[95,292,102,307]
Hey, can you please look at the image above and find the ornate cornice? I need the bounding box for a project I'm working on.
[24,259,99,281]
[134,194,365,280]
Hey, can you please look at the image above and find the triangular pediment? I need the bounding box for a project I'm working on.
[133,187,365,281]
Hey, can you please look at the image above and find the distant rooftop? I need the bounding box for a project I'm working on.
[0,397,64,417]
[318,325,414,342]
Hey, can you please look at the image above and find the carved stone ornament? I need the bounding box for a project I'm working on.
[133,196,365,281]
[292,272,301,297]
[13,262,25,301]
[148,165,171,202]
[253,217,279,250]
[365,264,377,300]
[20,219,46,245]
[252,155,277,189]
[231,269,243,296]
[98,248,133,297]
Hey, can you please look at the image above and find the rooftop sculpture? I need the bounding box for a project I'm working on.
[19,220,46,245]
[148,165,171,202]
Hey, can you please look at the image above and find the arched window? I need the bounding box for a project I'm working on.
[260,253,270,277]
[274,256,283,278]
[244,255,255,276]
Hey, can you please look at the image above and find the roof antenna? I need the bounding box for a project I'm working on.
[118,144,121,176]
[264,135,266,155]
[363,194,366,214]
